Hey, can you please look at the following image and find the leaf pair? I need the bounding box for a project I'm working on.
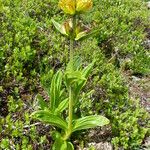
[52,19,99,41]
[31,110,110,132]
[36,71,67,114]
[31,61,110,150]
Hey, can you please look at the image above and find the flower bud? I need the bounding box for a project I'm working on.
[63,19,73,36]
[76,0,93,13]
[58,0,76,15]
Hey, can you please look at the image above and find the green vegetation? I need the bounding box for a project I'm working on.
[0,0,149,149]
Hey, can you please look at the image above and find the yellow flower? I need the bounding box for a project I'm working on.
[58,0,93,15]
[58,0,76,15]
[76,0,93,13]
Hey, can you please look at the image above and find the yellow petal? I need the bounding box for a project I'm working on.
[58,0,76,15]
[76,0,93,12]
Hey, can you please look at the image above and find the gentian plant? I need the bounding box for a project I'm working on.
[32,0,109,149]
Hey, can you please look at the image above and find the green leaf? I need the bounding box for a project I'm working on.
[67,142,74,150]
[51,19,67,35]
[75,29,100,41]
[75,31,87,41]
[52,133,74,150]
[51,131,62,140]
[31,110,68,130]
[65,70,86,89]
[52,138,67,150]
[55,98,68,114]
[72,115,109,132]
[66,57,82,72]
[50,70,63,111]
[36,94,48,110]
[74,61,94,96]
[82,60,95,78]
[67,70,86,81]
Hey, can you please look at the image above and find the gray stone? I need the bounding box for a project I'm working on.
[147,2,150,9]
[78,142,113,150]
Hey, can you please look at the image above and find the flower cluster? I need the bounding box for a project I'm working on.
[58,0,93,15]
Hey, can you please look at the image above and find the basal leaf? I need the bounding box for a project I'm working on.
[52,138,67,150]
[31,110,68,130]
[67,142,74,150]
[72,115,109,132]
[52,135,74,150]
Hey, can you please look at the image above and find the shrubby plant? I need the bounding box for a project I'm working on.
[74,39,149,149]
[82,0,150,75]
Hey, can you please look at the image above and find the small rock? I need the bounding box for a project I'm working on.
[88,142,113,150]
[144,39,150,49]
[132,76,141,81]
[96,142,113,150]
[147,2,150,9]
[143,137,150,150]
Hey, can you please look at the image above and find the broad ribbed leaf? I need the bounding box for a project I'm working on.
[72,57,82,71]
[31,110,67,130]
[51,19,67,35]
[72,115,109,132]
[66,57,82,72]
[74,62,94,96]
[65,70,86,89]
[67,71,86,81]
[55,98,68,114]
[82,61,95,78]
[50,70,63,111]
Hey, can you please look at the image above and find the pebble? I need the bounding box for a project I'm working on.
[147,2,150,9]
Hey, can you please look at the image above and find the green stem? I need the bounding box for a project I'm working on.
[69,15,76,68]
[64,15,76,141]
[70,38,74,68]
[68,86,73,133]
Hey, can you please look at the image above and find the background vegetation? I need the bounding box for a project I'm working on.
[0,0,150,149]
